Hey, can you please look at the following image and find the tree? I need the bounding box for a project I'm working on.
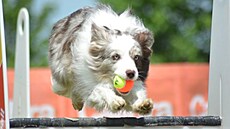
[99,0,212,63]
[3,0,56,67]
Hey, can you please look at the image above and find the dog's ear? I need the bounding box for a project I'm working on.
[89,23,111,59]
[134,31,154,81]
[91,23,111,42]
[134,31,154,57]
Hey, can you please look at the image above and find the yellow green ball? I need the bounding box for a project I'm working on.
[113,75,125,89]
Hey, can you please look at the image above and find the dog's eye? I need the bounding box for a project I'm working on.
[134,55,140,61]
[112,54,120,61]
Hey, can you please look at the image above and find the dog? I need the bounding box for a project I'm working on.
[48,4,154,115]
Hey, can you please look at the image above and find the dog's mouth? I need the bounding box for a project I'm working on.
[117,91,130,95]
[120,91,129,94]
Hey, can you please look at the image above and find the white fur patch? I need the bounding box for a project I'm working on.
[109,35,140,80]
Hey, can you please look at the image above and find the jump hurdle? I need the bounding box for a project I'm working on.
[1,0,230,128]
[9,116,221,128]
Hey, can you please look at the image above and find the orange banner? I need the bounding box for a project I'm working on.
[7,63,209,117]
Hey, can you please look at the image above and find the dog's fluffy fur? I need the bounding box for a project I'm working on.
[48,5,154,115]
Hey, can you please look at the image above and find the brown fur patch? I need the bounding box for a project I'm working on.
[62,23,83,53]
[134,31,154,81]
[62,36,74,53]
[134,31,153,57]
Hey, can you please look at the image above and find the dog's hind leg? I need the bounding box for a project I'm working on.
[71,95,84,111]
[51,76,71,97]
[51,76,84,110]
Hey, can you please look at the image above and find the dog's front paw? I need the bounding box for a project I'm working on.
[132,98,153,115]
[109,96,126,112]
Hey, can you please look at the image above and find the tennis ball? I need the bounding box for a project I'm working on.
[117,80,134,93]
[113,75,125,89]
[113,75,134,94]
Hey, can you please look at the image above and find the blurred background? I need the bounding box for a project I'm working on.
[3,0,212,117]
[3,0,212,67]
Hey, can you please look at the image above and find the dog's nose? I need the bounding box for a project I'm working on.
[126,70,135,79]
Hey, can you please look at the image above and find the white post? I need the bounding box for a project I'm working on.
[12,8,30,118]
[208,0,230,129]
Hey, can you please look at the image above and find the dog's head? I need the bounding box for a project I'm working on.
[88,23,153,83]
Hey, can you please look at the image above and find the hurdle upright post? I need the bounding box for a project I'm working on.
[208,0,230,129]
[12,8,30,118]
